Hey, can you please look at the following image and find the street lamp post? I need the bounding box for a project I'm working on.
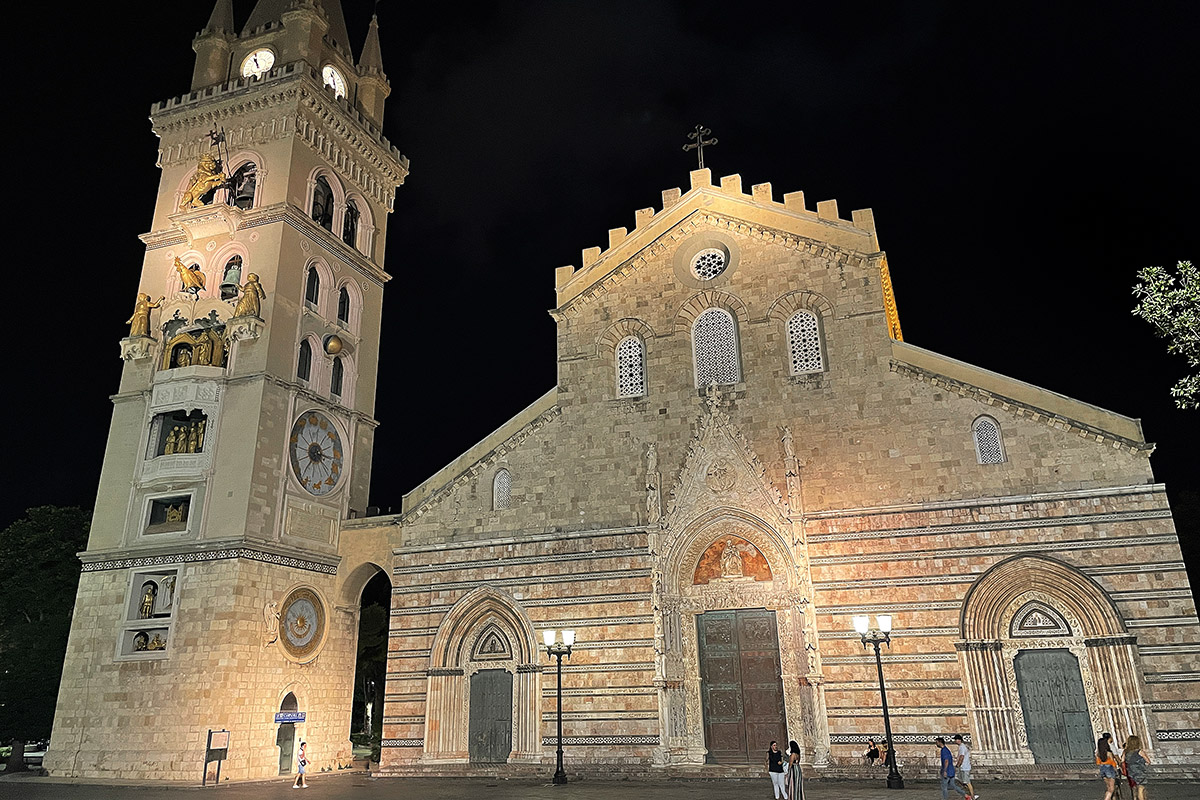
[853,614,904,790]
[542,628,575,784]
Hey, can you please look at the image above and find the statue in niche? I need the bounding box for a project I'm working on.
[197,420,206,450]
[174,347,192,368]
[160,576,176,610]
[174,257,207,297]
[232,273,266,318]
[187,423,199,453]
[126,293,163,338]
[194,334,213,366]
[146,633,166,651]
[781,426,796,462]
[163,429,177,455]
[165,503,187,524]
[133,632,149,651]
[263,601,280,646]
[646,443,658,477]
[139,582,158,618]
[178,151,227,211]
[720,538,744,578]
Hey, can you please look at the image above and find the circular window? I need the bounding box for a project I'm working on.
[691,248,729,281]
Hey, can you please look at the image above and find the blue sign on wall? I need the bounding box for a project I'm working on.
[275,711,306,723]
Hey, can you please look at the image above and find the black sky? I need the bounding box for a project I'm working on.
[9,2,1199,576]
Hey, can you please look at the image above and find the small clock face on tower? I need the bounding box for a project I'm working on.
[240,49,275,79]
[289,411,344,496]
[278,587,325,661]
[322,65,347,99]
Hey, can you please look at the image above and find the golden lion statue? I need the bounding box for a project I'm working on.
[178,152,227,211]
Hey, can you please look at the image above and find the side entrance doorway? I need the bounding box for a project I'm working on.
[277,692,299,775]
[1015,649,1094,762]
[697,609,786,763]
[468,669,514,762]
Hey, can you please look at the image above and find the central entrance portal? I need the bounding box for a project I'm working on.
[468,669,513,763]
[697,609,786,763]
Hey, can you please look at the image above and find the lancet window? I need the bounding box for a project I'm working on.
[337,286,351,327]
[493,468,512,510]
[692,307,741,387]
[297,340,313,381]
[231,162,257,210]
[220,255,243,301]
[787,309,824,374]
[616,336,646,398]
[331,357,344,397]
[343,200,359,248]
[305,267,321,307]
[312,176,334,231]
[973,416,1006,464]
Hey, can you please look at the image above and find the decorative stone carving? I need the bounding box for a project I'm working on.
[120,336,156,361]
[225,314,265,343]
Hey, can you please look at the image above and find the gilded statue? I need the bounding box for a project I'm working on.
[187,424,199,453]
[174,257,207,296]
[163,429,176,455]
[174,348,192,367]
[232,272,266,318]
[146,633,166,651]
[165,503,186,524]
[197,420,206,450]
[194,334,213,366]
[133,632,149,652]
[125,293,163,339]
[139,583,157,619]
[178,151,227,211]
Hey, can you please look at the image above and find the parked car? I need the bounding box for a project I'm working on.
[23,740,48,767]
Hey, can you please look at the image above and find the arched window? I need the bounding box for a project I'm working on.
[331,357,344,397]
[220,255,243,301]
[973,416,1006,464]
[231,162,257,210]
[342,199,359,248]
[297,340,312,381]
[787,309,824,374]
[492,469,511,510]
[311,176,334,231]
[337,286,351,327]
[692,308,740,387]
[305,267,320,307]
[616,336,646,398]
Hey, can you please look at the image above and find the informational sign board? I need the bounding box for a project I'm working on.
[202,729,230,787]
[275,711,306,723]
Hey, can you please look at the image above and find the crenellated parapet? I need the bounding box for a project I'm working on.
[555,168,885,311]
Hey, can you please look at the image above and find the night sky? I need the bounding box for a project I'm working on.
[9,2,1198,581]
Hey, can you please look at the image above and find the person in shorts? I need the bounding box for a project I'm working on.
[293,741,308,789]
[954,734,977,799]
[1096,733,1120,800]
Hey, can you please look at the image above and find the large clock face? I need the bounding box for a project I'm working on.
[240,48,275,79]
[321,65,347,99]
[289,411,344,496]
[279,587,325,661]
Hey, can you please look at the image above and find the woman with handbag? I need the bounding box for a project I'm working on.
[293,741,308,789]
[1122,735,1150,800]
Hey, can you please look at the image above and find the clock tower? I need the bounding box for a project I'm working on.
[47,0,407,781]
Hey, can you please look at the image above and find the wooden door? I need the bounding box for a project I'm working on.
[468,669,513,763]
[1015,649,1094,763]
[697,609,786,763]
[276,722,294,775]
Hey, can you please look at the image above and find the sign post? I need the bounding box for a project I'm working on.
[275,711,306,724]
[202,729,230,786]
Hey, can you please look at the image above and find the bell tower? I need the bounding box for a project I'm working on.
[47,0,408,781]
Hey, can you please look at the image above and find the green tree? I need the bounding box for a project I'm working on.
[1132,260,1200,409]
[0,506,91,756]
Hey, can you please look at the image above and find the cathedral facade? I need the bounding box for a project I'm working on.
[49,0,1198,784]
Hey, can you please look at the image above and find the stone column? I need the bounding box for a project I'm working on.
[512,664,543,762]
[1086,636,1153,751]
[957,641,1032,764]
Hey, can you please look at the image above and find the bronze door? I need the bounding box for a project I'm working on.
[697,609,787,763]
[468,669,513,763]
[1015,649,1094,763]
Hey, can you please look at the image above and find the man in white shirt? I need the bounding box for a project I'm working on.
[954,734,977,799]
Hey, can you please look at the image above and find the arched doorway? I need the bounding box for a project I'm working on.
[957,555,1151,765]
[277,692,299,775]
[349,567,391,764]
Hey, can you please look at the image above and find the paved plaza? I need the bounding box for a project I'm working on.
[2,773,1198,800]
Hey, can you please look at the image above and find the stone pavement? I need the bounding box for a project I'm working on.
[2,773,1199,800]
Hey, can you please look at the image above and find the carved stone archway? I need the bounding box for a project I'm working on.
[423,587,541,764]
[657,507,827,766]
[956,555,1150,765]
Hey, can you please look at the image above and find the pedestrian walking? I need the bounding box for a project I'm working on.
[1122,735,1150,800]
[953,734,977,799]
[766,740,788,799]
[786,740,804,800]
[293,740,308,789]
[1097,733,1121,800]
[936,737,967,800]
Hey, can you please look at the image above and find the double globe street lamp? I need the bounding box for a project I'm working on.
[853,614,905,790]
[542,628,576,784]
